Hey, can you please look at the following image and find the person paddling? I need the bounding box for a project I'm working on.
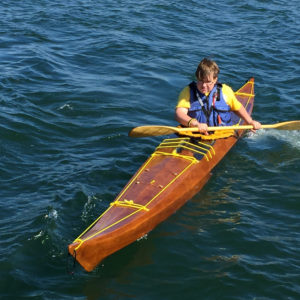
[175,58,261,135]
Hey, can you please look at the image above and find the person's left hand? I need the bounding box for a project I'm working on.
[249,120,261,132]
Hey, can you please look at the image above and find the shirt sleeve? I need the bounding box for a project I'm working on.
[222,84,242,111]
[176,86,191,109]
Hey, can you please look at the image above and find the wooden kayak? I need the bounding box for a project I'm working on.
[68,78,255,272]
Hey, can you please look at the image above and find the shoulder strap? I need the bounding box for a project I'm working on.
[216,82,222,101]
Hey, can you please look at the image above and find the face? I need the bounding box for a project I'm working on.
[197,73,217,94]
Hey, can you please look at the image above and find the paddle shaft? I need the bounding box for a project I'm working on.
[185,121,300,132]
[181,124,272,132]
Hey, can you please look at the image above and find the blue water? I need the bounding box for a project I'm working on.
[1,0,300,299]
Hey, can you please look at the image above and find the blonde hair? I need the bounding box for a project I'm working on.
[195,58,219,80]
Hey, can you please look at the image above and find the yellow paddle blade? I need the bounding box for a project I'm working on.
[128,121,300,138]
[261,120,300,130]
[128,126,180,137]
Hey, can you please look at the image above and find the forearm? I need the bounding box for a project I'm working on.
[234,106,254,124]
[234,106,261,129]
[175,107,209,134]
[175,108,194,127]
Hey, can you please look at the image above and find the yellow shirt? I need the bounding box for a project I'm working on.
[176,83,242,111]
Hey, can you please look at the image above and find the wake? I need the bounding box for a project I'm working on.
[246,129,300,150]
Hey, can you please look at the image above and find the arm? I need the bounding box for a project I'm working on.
[175,107,209,135]
[223,84,261,130]
[175,107,192,127]
[234,105,261,130]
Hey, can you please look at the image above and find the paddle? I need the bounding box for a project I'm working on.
[129,120,300,138]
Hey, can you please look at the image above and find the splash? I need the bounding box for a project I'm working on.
[246,129,300,150]
[81,195,97,221]
[137,234,148,241]
[32,230,44,240]
[58,103,73,110]
[45,209,58,220]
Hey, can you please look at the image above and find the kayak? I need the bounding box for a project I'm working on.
[68,78,255,272]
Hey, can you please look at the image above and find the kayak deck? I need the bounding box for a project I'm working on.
[68,78,255,272]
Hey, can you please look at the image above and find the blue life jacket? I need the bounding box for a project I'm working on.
[188,81,232,126]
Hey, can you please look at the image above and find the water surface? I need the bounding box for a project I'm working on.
[0,0,299,299]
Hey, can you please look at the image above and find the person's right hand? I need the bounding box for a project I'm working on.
[197,123,209,135]
[189,118,209,135]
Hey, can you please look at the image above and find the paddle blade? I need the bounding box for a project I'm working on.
[129,126,178,137]
[271,120,300,130]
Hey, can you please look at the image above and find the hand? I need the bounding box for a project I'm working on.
[188,118,209,135]
[197,122,209,135]
[249,120,261,132]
